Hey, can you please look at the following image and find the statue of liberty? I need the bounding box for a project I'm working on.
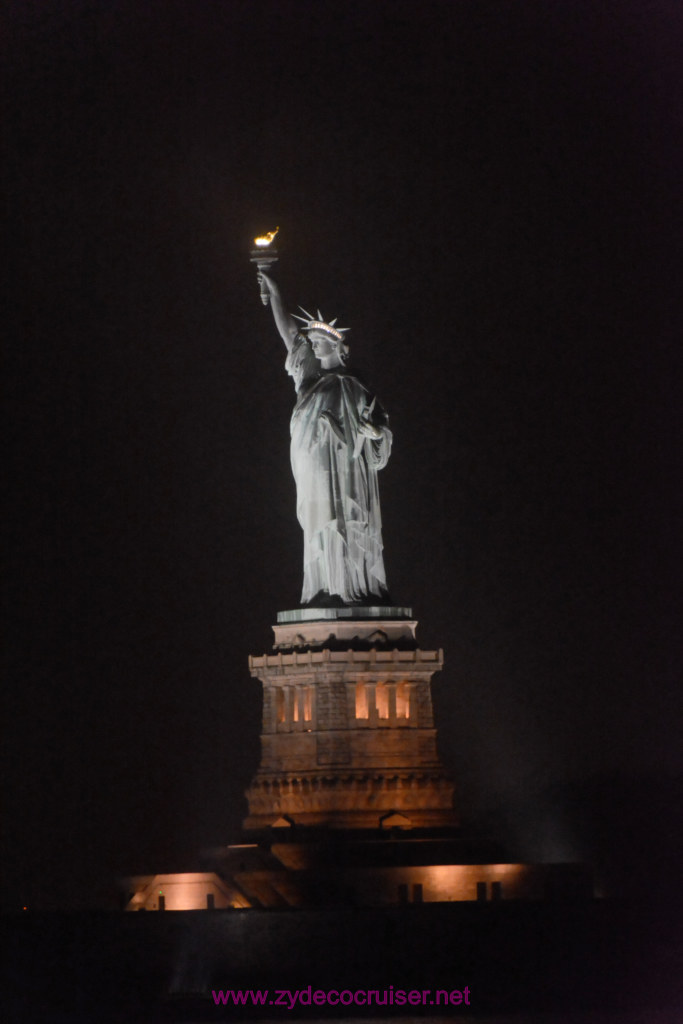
[257,269,392,607]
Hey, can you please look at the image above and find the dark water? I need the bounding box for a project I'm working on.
[241,1017,673,1024]
[3,904,681,1024]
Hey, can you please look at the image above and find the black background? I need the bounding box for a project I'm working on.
[3,0,682,910]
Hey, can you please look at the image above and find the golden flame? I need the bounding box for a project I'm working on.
[254,226,279,247]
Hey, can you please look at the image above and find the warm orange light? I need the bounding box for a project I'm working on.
[376,682,389,719]
[396,681,410,719]
[355,681,368,719]
[125,873,241,911]
[254,226,279,247]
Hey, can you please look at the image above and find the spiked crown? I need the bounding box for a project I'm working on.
[292,307,350,346]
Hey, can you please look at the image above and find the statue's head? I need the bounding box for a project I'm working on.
[308,328,349,365]
[293,308,350,364]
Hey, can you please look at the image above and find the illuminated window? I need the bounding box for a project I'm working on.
[276,688,285,723]
[292,689,299,722]
[396,682,410,719]
[376,682,389,719]
[355,682,368,719]
[303,687,313,722]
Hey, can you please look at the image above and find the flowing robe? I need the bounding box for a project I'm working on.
[286,333,392,605]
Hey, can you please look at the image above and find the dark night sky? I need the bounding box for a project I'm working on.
[3,0,682,909]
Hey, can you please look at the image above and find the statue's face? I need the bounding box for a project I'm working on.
[309,330,339,361]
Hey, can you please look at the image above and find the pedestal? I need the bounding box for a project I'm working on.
[243,608,457,830]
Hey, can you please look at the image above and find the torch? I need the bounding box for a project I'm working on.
[250,227,279,305]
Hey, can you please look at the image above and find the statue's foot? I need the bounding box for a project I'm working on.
[303,591,347,609]
[302,590,393,609]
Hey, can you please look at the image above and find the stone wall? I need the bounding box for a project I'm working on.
[243,618,457,829]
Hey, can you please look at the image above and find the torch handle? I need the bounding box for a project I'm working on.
[250,251,279,307]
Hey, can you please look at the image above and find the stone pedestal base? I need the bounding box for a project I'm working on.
[243,608,457,830]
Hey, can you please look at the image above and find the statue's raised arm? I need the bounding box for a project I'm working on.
[257,270,298,351]
[257,259,392,608]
